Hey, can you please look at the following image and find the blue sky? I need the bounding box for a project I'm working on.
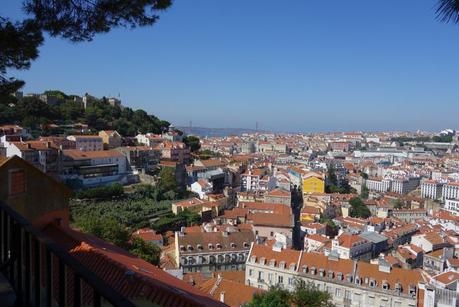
[3,0,459,132]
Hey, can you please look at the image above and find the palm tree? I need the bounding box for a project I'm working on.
[437,0,459,24]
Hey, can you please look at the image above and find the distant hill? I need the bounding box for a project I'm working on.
[0,90,171,137]
[178,126,266,137]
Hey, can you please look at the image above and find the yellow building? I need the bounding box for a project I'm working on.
[302,176,325,194]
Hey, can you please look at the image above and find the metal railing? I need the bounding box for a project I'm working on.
[0,202,136,307]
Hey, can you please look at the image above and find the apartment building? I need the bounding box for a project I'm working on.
[391,209,428,223]
[331,233,372,260]
[245,244,421,307]
[67,135,104,151]
[444,198,459,215]
[264,188,291,206]
[175,229,254,273]
[98,130,122,149]
[421,180,444,200]
[365,177,391,193]
[390,177,420,194]
[442,182,459,200]
[116,146,160,173]
[60,149,127,187]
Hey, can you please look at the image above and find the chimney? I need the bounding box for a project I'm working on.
[219,291,225,303]
[26,143,31,149]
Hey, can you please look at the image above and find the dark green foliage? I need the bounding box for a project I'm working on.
[246,286,290,307]
[349,197,371,219]
[77,215,131,249]
[291,282,335,307]
[0,91,170,135]
[361,185,369,199]
[183,136,201,152]
[325,164,351,194]
[0,17,43,97]
[432,135,453,143]
[75,183,124,200]
[75,214,161,265]
[129,237,161,266]
[247,282,334,307]
[152,209,201,233]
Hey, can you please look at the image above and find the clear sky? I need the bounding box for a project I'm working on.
[3,0,459,132]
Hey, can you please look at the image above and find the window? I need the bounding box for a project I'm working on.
[270,231,274,236]
[288,277,293,285]
[249,269,253,277]
[9,169,26,195]
[335,288,342,298]
[278,276,284,284]
[367,296,374,305]
[258,271,264,280]
[268,273,273,282]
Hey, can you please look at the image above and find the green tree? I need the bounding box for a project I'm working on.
[349,197,371,219]
[183,135,201,152]
[246,283,334,307]
[129,237,161,266]
[157,167,178,195]
[361,185,369,199]
[437,0,459,24]
[77,216,130,249]
[246,286,291,307]
[291,282,334,307]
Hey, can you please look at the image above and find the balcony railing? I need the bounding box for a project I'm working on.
[0,201,135,307]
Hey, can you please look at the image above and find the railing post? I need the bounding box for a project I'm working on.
[74,273,81,307]
[34,238,40,307]
[8,217,13,281]
[24,231,31,304]
[58,258,65,306]
[16,223,23,300]
[46,249,52,307]
[93,289,101,307]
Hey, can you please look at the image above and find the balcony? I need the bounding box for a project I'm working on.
[0,201,135,307]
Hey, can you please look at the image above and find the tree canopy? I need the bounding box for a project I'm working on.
[349,197,371,219]
[247,283,334,307]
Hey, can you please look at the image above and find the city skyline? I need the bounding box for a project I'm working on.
[5,0,459,131]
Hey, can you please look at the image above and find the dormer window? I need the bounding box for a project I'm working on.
[180,245,185,252]
[302,265,308,273]
[250,256,257,263]
[243,242,249,248]
[395,282,402,292]
[369,279,376,288]
[260,257,266,265]
[269,259,276,267]
[382,281,389,290]
[319,269,325,277]
[279,261,286,269]
[346,274,353,283]
[216,243,222,250]
[310,267,316,275]
[337,272,343,280]
[187,245,193,251]
[208,243,214,250]
[230,242,236,248]
[197,244,203,251]
[355,277,361,285]
[327,271,334,279]
[289,264,296,271]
